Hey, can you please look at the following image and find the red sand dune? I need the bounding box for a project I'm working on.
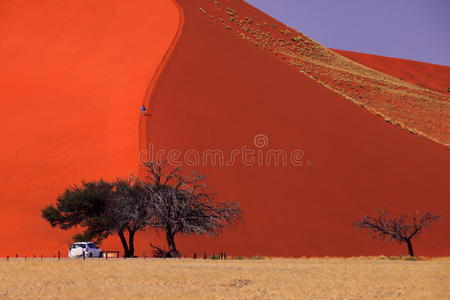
[188,1,449,146]
[0,0,180,256]
[141,0,450,257]
[0,0,448,258]
[334,49,450,94]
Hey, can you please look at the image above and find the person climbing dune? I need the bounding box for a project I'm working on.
[141,104,146,115]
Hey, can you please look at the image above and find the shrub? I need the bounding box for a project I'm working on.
[226,7,238,16]
[408,129,417,135]
[250,256,263,260]
[404,256,419,261]
[280,29,291,36]
[209,254,221,260]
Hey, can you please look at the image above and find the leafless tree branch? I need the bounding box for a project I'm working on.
[354,209,440,256]
[143,161,243,257]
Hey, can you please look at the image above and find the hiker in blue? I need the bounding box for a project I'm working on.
[141,105,146,115]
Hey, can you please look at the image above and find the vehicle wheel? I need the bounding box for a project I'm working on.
[89,253,93,258]
[99,252,103,258]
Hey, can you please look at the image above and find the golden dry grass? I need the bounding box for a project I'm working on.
[0,257,449,299]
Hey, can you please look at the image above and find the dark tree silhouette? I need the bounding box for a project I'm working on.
[144,161,243,258]
[41,178,150,257]
[106,178,153,257]
[354,209,440,256]
[42,162,242,258]
[41,180,114,243]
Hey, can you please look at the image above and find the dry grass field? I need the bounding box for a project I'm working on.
[0,257,449,299]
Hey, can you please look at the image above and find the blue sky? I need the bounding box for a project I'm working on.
[246,0,450,66]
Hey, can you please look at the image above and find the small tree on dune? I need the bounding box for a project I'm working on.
[354,209,440,257]
[144,161,243,258]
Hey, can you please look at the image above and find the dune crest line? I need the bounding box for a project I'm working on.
[139,0,185,177]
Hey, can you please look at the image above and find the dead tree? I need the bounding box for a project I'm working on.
[144,161,243,258]
[107,177,153,257]
[354,209,440,256]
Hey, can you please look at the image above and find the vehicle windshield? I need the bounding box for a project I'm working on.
[87,243,98,249]
[72,244,86,248]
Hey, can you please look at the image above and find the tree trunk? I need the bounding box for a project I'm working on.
[406,239,414,257]
[128,229,136,258]
[165,229,179,258]
[118,229,130,257]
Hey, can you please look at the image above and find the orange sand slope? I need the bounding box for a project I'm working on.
[0,0,180,256]
[141,0,450,257]
[0,0,449,258]
[334,49,450,94]
[188,1,449,146]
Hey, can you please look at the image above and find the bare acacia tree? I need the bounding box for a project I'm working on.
[354,209,440,257]
[144,161,243,258]
[107,178,153,257]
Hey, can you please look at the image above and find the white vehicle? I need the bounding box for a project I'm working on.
[68,242,103,258]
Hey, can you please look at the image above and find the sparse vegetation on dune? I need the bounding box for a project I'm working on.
[198,0,450,146]
[41,161,242,259]
[0,258,448,299]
